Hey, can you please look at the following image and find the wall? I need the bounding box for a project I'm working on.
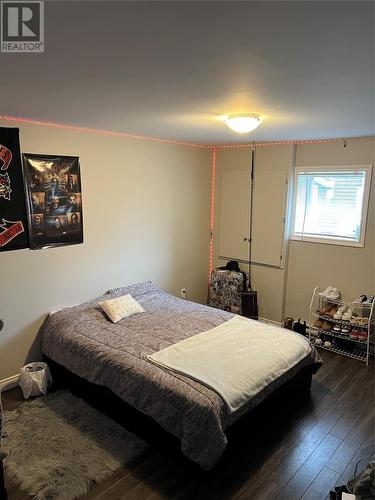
[0,119,211,381]
[285,137,375,321]
[214,137,375,324]
[1,126,373,381]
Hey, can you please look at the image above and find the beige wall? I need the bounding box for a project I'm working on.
[285,137,375,321]
[214,137,375,324]
[0,119,211,381]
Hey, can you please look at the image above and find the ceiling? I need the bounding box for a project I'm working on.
[1,1,373,144]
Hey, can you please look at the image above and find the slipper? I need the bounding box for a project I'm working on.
[350,314,360,325]
[319,286,334,298]
[321,321,333,331]
[342,307,353,321]
[313,319,324,329]
[358,331,368,341]
[350,330,360,339]
[328,306,338,316]
[353,294,367,303]
[333,305,346,319]
[341,326,352,336]
[317,306,332,316]
[326,287,341,301]
[333,325,341,333]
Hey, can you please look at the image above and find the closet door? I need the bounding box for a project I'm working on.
[251,169,287,267]
[218,168,251,261]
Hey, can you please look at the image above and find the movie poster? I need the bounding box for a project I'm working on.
[23,154,83,249]
[0,127,29,251]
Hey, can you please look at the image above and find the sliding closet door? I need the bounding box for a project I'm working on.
[218,168,251,261]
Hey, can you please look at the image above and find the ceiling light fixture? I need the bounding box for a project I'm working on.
[224,113,262,134]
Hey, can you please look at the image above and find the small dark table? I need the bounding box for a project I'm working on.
[241,291,258,320]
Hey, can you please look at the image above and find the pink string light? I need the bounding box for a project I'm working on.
[0,115,209,149]
[0,115,344,149]
[208,148,217,284]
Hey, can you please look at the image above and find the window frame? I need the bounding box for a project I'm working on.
[290,164,373,248]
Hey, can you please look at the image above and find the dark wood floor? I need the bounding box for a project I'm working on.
[3,350,374,500]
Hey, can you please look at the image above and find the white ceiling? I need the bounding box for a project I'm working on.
[1,1,373,144]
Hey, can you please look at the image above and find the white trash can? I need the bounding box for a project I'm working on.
[19,362,53,399]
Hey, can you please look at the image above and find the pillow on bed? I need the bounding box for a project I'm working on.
[105,281,155,297]
[99,294,145,323]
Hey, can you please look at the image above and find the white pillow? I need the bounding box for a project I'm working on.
[99,294,145,323]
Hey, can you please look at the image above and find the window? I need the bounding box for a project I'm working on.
[291,165,372,247]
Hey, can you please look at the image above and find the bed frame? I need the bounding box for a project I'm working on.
[44,355,314,467]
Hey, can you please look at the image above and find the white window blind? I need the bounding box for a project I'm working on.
[292,165,372,247]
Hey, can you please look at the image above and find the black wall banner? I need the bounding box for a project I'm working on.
[0,127,29,251]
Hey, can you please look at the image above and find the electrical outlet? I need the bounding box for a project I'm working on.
[181,288,187,300]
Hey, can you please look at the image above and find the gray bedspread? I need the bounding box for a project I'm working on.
[42,282,321,470]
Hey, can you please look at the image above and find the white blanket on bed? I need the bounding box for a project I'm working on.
[147,315,311,413]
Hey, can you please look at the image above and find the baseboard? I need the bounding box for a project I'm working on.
[258,316,283,327]
[0,374,20,392]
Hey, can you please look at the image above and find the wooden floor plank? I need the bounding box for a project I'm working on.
[326,404,374,474]
[330,383,374,440]
[232,478,281,500]
[300,467,340,500]
[275,433,342,499]
[335,435,375,488]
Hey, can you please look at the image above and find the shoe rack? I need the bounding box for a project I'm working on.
[309,287,374,366]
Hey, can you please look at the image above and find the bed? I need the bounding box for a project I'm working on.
[42,281,321,470]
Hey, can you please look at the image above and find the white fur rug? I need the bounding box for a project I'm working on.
[3,390,148,499]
